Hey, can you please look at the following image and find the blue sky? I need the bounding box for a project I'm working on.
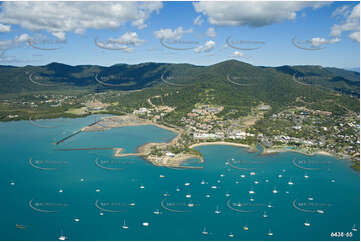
[0,1,359,69]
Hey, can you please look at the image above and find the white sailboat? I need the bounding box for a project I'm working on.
[121,219,129,229]
[288,178,294,185]
[272,187,278,194]
[304,173,309,179]
[58,230,67,241]
[267,229,274,236]
[153,209,161,215]
[352,224,358,232]
[263,211,268,218]
[228,233,234,238]
[304,221,311,227]
[201,227,208,235]
[214,205,221,214]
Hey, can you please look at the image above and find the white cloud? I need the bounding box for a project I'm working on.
[95,32,144,52]
[0,2,163,40]
[193,2,330,27]
[331,5,350,18]
[330,4,360,42]
[310,37,340,47]
[154,27,192,40]
[193,15,204,26]
[206,27,216,38]
[231,51,249,59]
[194,40,216,53]
[349,31,360,42]
[0,33,29,51]
[0,23,10,32]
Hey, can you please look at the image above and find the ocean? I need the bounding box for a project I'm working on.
[0,115,359,241]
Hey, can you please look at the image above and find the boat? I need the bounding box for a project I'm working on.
[304,221,311,227]
[188,203,194,207]
[282,169,286,172]
[121,219,128,229]
[201,180,205,185]
[316,209,324,214]
[142,222,149,227]
[214,205,221,214]
[205,194,211,198]
[272,187,278,194]
[254,181,259,184]
[225,193,231,197]
[185,194,191,198]
[288,179,294,185]
[201,227,208,235]
[10,181,15,186]
[139,185,145,189]
[99,212,104,216]
[163,193,170,197]
[243,226,249,231]
[80,178,85,182]
[267,229,274,236]
[58,189,63,193]
[278,174,283,178]
[129,202,136,206]
[58,230,67,241]
[250,172,256,176]
[263,211,268,218]
[331,179,336,183]
[228,233,234,238]
[352,224,358,232]
[74,218,80,222]
[250,198,255,202]
[95,189,101,192]
[265,179,269,183]
[217,180,221,183]
[184,182,191,186]
[159,174,165,178]
[211,185,217,189]
[220,174,225,177]
[240,175,246,178]
[267,203,272,208]
[304,174,309,179]
[175,187,180,192]
[249,190,255,194]
[153,209,161,215]
[308,197,314,201]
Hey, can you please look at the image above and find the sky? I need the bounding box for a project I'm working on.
[0,1,359,69]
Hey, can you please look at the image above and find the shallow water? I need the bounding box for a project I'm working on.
[0,115,359,241]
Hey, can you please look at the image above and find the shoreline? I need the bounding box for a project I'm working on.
[189,142,250,149]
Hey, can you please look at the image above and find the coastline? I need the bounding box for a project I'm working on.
[189,142,250,149]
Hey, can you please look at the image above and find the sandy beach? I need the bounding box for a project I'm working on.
[189,141,250,149]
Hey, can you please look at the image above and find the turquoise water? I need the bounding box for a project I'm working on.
[0,115,359,241]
